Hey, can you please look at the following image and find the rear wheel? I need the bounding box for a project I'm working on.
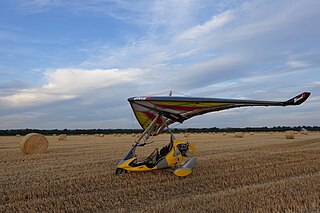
[115,168,127,175]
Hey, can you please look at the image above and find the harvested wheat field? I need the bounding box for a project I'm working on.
[1,132,320,212]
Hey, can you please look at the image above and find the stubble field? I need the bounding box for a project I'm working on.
[1,132,320,212]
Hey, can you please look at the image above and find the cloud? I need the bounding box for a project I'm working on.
[0,112,44,129]
[17,0,154,23]
[2,0,319,129]
[0,68,144,107]
[81,0,320,75]
[42,68,142,92]
[177,10,234,41]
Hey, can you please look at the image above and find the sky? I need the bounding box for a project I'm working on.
[0,0,319,130]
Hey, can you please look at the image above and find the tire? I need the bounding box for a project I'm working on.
[115,168,127,175]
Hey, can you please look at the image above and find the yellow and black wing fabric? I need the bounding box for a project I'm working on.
[128,92,310,135]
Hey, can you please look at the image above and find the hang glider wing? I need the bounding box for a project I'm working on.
[128,92,310,135]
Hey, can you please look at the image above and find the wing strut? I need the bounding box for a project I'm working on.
[135,113,162,145]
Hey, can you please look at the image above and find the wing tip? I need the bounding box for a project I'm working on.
[283,92,311,106]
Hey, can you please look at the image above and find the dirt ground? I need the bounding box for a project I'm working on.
[1,132,320,212]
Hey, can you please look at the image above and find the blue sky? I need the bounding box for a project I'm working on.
[0,0,319,129]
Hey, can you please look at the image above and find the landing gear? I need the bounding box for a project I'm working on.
[115,168,127,175]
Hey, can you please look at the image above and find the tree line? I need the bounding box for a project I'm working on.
[0,126,319,136]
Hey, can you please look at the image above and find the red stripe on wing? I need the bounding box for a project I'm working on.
[143,112,164,125]
[154,103,209,112]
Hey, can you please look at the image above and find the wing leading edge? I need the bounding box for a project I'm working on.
[128,92,311,135]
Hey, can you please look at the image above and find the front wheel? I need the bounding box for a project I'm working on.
[115,168,127,175]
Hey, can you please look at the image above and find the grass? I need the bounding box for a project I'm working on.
[1,132,320,212]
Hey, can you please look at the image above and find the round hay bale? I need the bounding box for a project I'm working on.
[235,132,244,138]
[53,134,57,136]
[285,131,295,139]
[131,133,136,137]
[99,134,104,137]
[20,133,48,154]
[16,134,21,137]
[223,132,227,136]
[58,134,67,141]
[249,132,254,135]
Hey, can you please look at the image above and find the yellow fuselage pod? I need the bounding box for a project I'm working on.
[117,157,156,172]
[117,139,187,172]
